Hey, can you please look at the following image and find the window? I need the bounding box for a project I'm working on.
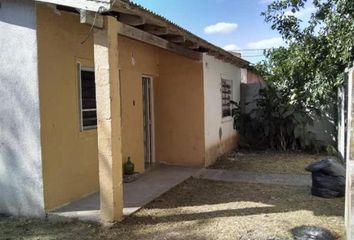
[78,65,97,130]
[221,79,233,118]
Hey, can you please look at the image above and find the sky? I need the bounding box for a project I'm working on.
[131,0,314,64]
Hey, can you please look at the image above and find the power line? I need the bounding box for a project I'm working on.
[242,55,265,57]
[236,48,270,51]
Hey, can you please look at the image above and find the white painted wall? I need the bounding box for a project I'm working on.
[202,54,241,166]
[0,0,45,217]
[308,110,336,146]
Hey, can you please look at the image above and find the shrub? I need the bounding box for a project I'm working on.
[233,84,322,152]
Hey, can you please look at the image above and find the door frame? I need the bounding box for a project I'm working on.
[142,75,156,164]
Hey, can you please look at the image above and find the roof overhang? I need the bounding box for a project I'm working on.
[35,0,112,12]
[41,0,251,69]
[109,0,250,68]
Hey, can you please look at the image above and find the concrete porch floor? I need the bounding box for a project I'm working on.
[49,164,199,222]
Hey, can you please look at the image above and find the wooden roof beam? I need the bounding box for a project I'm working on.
[208,51,228,61]
[140,24,169,36]
[117,22,201,61]
[186,41,200,50]
[118,13,146,26]
[80,10,104,28]
[164,35,186,43]
[112,1,251,69]
[208,50,219,57]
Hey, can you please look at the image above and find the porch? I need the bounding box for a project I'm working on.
[37,3,206,224]
[49,164,199,222]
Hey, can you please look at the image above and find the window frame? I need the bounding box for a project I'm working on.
[221,78,233,120]
[78,64,97,131]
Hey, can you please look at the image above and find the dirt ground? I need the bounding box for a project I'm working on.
[0,178,345,240]
[210,151,327,175]
[0,152,345,239]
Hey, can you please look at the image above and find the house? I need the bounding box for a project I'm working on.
[0,0,252,223]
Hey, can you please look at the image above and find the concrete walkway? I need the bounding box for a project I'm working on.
[194,169,311,187]
[49,164,199,222]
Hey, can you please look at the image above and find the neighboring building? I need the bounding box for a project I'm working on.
[0,0,252,222]
[240,68,265,115]
[240,68,264,85]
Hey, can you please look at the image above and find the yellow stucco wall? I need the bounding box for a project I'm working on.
[37,4,205,210]
[119,36,205,169]
[37,4,99,210]
[118,36,159,173]
[155,50,205,167]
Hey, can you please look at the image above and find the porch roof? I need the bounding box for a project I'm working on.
[109,0,250,68]
[45,0,251,68]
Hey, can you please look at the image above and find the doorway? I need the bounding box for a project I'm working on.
[142,76,154,168]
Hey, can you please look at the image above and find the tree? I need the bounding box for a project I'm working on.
[260,0,354,110]
[235,0,354,151]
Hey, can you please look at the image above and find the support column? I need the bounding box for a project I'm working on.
[93,16,123,223]
[346,67,354,239]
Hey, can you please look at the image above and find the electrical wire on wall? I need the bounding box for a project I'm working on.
[81,0,117,45]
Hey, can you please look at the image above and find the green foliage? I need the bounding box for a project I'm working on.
[240,0,354,151]
[326,144,338,156]
[233,85,321,151]
[260,0,354,111]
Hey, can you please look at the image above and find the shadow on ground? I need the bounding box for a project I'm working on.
[0,178,345,240]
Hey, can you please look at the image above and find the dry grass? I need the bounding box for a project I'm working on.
[0,178,345,240]
[210,151,327,175]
